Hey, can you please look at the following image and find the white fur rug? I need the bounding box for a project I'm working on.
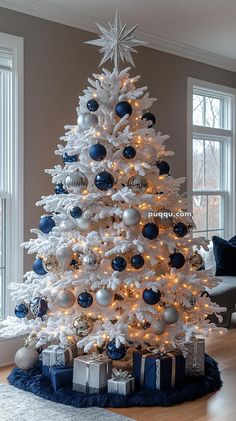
[0,385,134,421]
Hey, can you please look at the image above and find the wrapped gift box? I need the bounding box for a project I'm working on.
[42,344,78,367]
[42,365,73,391]
[73,354,112,393]
[108,368,135,395]
[183,338,205,376]
[133,349,185,391]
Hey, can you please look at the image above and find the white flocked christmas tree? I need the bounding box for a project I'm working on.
[1,12,226,360]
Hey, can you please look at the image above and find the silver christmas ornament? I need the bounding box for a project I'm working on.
[15,346,39,370]
[64,171,88,193]
[152,319,166,335]
[42,255,59,272]
[56,289,75,309]
[95,288,114,307]
[188,252,204,270]
[153,208,173,229]
[163,307,179,324]
[122,208,141,226]
[83,251,99,270]
[72,314,93,339]
[77,216,91,231]
[127,175,148,193]
[56,245,73,270]
[77,112,98,130]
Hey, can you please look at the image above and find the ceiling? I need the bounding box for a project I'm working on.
[1,0,236,71]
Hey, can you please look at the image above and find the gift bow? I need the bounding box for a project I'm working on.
[146,347,164,355]
[112,367,132,380]
[91,352,108,361]
[174,339,189,357]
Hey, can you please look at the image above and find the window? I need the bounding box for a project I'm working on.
[187,79,235,240]
[0,33,23,320]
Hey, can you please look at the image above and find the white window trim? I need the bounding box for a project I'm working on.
[0,32,24,319]
[187,77,236,239]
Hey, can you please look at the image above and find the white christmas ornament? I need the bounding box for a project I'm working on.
[95,288,114,307]
[77,216,91,231]
[56,245,73,270]
[64,171,88,193]
[78,112,98,130]
[122,208,141,226]
[163,307,179,324]
[56,289,75,309]
[83,251,98,270]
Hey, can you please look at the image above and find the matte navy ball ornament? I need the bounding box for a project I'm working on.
[143,288,161,305]
[89,144,107,161]
[142,112,156,128]
[169,252,185,269]
[115,101,132,118]
[142,223,159,240]
[111,256,127,272]
[33,258,47,276]
[70,206,82,219]
[30,297,48,318]
[156,160,170,175]
[131,254,145,269]
[87,99,99,112]
[77,291,93,308]
[94,171,114,191]
[54,183,68,195]
[62,153,78,163]
[39,215,55,234]
[173,222,188,237]
[106,339,126,360]
[15,303,29,318]
[123,146,136,159]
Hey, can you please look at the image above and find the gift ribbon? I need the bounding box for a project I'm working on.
[112,367,132,380]
[48,345,64,367]
[140,351,176,388]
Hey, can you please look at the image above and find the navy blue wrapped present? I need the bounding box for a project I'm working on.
[133,349,185,391]
[42,365,73,391]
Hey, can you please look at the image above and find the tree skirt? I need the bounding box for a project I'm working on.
[8,354,222,408]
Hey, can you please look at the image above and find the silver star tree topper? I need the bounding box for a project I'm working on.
[86,10,146,68]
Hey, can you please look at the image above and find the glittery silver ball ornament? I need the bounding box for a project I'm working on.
[72,314,93,339]
[127,175,148,193]
[83,251,99,270]
[42,255,59,272]
[77,216,91,231]
[152,319,166,335]
[15,346,39,370]
[163,307,179,324]
[95,288,114,307]
[188,252,204,270]
[77,112,98,130]
[122,208,141,226]
[64,171,88,193]
[56,245,73,270]
[153,208,173,229]
[56,289,75,309]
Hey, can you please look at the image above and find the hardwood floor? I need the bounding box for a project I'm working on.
[1,324,236,421]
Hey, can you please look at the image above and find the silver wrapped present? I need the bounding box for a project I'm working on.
[108,368,135,395]
[42,344,78,367]
[73,353,112,393]
[179,338,205,376]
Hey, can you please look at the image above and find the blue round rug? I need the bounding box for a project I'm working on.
[8,354,222,408]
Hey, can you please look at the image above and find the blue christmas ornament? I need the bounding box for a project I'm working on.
[77,291,93,308]
[169,252,185,269]
[62,153,78,163]
[115,101,132,118]
[123,146,136,159]
[54,183,68,195]
[33,258,47,275]
[94,171,114,191]
[111,256,127,272]
[131,254,144,269]
[106,339,126,360]
[89,144,107,161]
[87,99,99,112]
[142,112,156,128]
[156,160,170,175]
[173,222,188,237]
[30,297,48,318]
[15,303,28,318]
[142,223,159,240]
[142,288,161,305]
[39,215,55,234]
[70,206,82,219]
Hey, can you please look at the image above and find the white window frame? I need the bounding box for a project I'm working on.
[0,32,24,321]
[187,78,236,239]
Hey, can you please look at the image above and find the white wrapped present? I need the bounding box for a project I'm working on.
[108,368,135,395]
[42,344,78,367]
[73,353,112,393]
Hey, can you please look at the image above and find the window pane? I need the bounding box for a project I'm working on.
[205,96,221,128]
[193,94,204,125]
[204,140,220,190]
[193,138,204,190]
[193,195,207,232]
[208,195,224,230]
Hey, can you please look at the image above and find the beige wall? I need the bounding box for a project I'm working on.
[0,7,236,271]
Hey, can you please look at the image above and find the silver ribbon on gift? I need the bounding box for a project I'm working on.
[48,345,64,367]
[112,367,132,380]
[140,350,176,388]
